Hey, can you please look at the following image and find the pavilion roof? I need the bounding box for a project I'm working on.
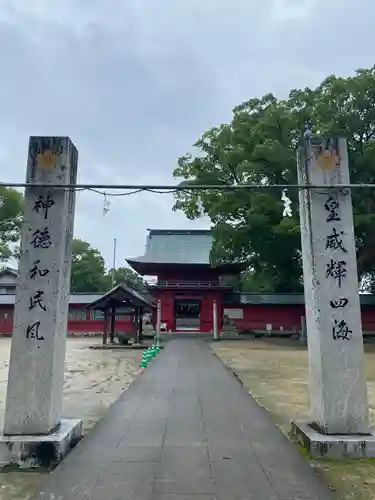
[86,284,156,311]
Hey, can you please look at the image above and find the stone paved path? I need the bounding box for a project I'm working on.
[32,339,333,499]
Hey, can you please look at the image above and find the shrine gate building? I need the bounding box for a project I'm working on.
[127,229,243,333]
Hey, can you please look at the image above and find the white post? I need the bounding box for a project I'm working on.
[4,137,78,436]
[297,136,369,435]
[156,299,161,340]
[300,316,307,345]
[213,300,218,340]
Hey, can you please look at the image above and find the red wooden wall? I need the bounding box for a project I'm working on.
[225,304,375,334]
[0,304,136,336]
[225,304,305,333]
[1,302,375,335]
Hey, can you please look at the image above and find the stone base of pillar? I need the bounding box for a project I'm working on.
[0,418,82,468]
[291,421,375,459]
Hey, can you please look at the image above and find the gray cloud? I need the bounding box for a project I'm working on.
[1,0,374,268]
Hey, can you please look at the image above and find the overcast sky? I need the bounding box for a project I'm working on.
[1,0,374,269]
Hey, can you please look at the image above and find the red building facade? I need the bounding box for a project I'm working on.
[127,229,243,333]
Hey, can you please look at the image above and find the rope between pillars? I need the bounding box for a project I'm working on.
[1,182,375,191]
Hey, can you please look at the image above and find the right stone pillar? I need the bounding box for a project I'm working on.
[298,136,369,435]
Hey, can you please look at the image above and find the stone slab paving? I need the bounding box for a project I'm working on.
[32,339,334,500]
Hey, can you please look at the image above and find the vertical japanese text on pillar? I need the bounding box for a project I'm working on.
[324,196,352,340]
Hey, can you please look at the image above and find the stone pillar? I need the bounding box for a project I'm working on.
[4,137,78,436]
[156,300,161,340]
[213,300,218,340]
[297,136,369,435]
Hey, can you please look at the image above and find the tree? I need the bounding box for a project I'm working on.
[70,239,107,293]
[173,66,375,292]
[0,187,23,262]
[104,267,147,292]
[69,239,147,293]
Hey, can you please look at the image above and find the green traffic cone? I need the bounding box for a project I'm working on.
[140,351,148,367]
[146,348,153,361]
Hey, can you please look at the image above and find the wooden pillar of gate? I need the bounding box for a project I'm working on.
[109,304,116,343]
[103,310,109,345]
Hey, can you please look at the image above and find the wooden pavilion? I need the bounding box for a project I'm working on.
[87,284,156,345]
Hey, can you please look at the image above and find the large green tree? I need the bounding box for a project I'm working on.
[70,239,107,293]
[70,239,147,293]
[173,66,375,292]
[103,266,147,292]
[0,187,23,262]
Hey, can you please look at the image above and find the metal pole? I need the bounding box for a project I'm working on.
[156,300,161,341]
[111,238,117,288]
[213,300,218,341]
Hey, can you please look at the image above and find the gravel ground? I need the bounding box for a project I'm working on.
[212,338,375,500]
[0,337,144,500]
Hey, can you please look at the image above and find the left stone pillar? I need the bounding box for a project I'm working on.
[3,137,79,438]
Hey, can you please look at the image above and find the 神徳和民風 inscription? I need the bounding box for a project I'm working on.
[31,228,52,249]
[25,192,55,340]
[28,290,47,312]
[33,195,55,220]
[25,321,44,341]
[29,260,49,280]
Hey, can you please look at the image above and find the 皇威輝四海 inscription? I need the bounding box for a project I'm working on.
[324,196,351,339]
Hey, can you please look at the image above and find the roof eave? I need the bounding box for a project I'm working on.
[127,259,245,271]
[86,284,156,311]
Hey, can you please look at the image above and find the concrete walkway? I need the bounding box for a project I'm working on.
[33,339,333,500]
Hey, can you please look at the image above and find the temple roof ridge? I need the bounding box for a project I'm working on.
[146,228,212,236]
[127,229,213,266]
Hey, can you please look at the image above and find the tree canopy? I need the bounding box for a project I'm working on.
[173,66,375,292]
[103,267,147,292]
[70,239,107,293]
[0,187,23,263]
[70,238,147,293]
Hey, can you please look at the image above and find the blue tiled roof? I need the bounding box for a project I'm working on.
[128,229,213,265]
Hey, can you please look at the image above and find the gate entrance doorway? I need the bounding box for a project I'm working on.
[174,299,201,331]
